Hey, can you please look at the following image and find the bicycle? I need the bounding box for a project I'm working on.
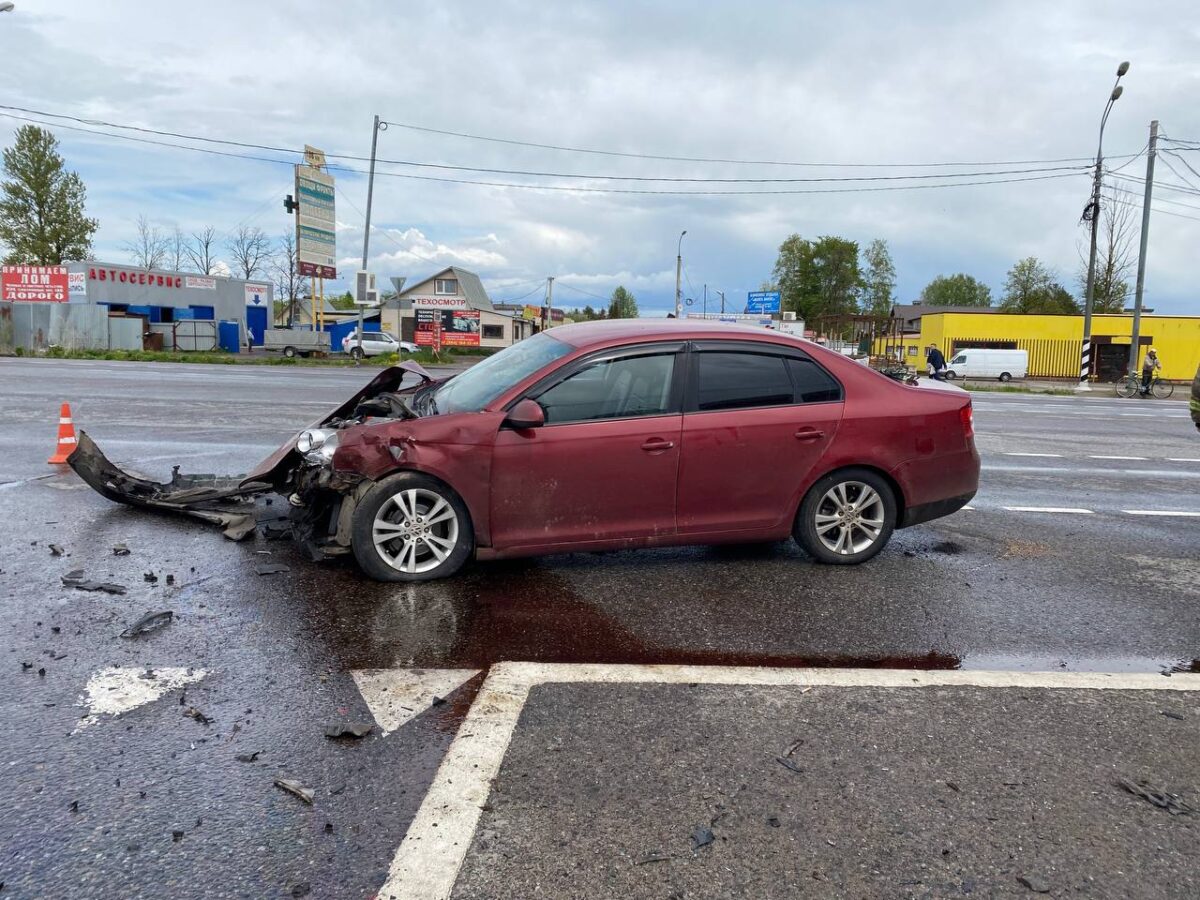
[1114,371,1174,399]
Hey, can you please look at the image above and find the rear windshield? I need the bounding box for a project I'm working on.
[433,332,572,414]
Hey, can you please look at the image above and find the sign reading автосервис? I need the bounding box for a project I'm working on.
[2,265,69,302]
[296,163,336,279]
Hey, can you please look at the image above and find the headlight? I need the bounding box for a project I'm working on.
[297,428,338,463]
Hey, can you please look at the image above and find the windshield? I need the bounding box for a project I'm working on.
[433,332,572,414]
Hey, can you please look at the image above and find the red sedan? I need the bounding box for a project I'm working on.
[71,320,979,582]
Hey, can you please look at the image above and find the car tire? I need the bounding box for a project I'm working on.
[999,372,1012,382]
[944,370,957,380]
[350,347,363,360]
[793,468,897,565]
[284,346,297,358]
[351,472,473,582]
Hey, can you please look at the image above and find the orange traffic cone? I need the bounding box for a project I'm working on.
[48,402,78,465]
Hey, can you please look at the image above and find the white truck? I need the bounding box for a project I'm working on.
[944,348,1028,382]
[262,328,331,358]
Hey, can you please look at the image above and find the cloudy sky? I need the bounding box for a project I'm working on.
[2,1,1198,315]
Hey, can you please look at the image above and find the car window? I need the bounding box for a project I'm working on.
[434,332,572,414]
[695,352,793,411]
[536,353,677,424]
[786,358,843,403]
[951,354,965,364]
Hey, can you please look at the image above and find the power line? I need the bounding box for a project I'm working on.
[378,117,1124,169]
[1108,171,1200,199]
[1107,193,1200,223]
[1161,149,1200,187]
[555,282,613,302]
[1108,183,1200,213]
[0,109,1088,196]
[1156,153,1200,194]
[495,284,544,304]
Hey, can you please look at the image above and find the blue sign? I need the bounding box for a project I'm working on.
[746,291,781,314]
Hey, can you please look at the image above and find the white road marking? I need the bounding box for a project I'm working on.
[983,464,1200,479]
[1122,510,1200,518]
[1089,455,1147,461]
[1003,452,1063,458]
[1002,506,1094,514]
[74,666,206,734]
[1168,458,1200,463]
[383,662,1200,900]
[352,668,480,737]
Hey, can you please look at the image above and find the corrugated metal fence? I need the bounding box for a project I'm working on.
[949,336,1079,378]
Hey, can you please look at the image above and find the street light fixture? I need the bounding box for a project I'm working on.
[0,3,15,12]
[674,230,687,319]
[1077,60,1130,392]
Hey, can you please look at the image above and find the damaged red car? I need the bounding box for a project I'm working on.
[70,320,979,582]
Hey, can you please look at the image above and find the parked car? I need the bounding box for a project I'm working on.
[68,320,979,582]
[341,331,417,358]
[944,348,1027,382]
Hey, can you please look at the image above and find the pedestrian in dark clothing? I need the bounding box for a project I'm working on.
[927,344,948,381]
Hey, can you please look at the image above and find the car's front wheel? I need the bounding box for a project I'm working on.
[794,468,897,564]
[351,473,473,582]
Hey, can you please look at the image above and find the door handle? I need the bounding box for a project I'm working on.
[794,428,825,441]
[641,438,675,452]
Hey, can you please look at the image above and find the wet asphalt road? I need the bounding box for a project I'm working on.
[1,358,1198,899]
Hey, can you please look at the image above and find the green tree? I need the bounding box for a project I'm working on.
[918,273,993,308]
[860,238,896,320]
[771,234,862,326]
[606,285,639,319]
[1078,187,1135,313]
[999,257,1080,314]
[329,290,356,311]
[0,125,98,264]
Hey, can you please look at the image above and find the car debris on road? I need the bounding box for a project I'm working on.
[119,610,173,638]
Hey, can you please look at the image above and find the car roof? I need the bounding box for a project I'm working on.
[547,318,809,351]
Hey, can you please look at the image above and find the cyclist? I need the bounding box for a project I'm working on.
[1140,347,1161,395]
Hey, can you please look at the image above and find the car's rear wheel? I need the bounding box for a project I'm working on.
[284,346,297,358]
[350,346,364,360]
[351,473,473,582]
[999,372,1012,382]
[794,468,896,565]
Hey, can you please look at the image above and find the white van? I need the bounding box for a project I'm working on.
[944,348,1028,382]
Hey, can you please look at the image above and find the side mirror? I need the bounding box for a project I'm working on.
[506,398,545,429]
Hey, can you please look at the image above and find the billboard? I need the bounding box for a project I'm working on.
[415,307,481,348]
[746,290,781,314]
[2,265,69,302]
[295,163,336,279]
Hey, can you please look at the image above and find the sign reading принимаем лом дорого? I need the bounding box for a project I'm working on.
[2,265,69,302]
[745,290,781,314]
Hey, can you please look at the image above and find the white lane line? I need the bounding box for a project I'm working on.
[1090,455,1147,461]
[352,668,480,737]
[983,464,1200,479]
[1002,506,1094,514]
[1003,452,1063,458]
[1123,510,1200,518]
[74,666,206,734]
[383,662,1200,900]
[1168,458,1200,463]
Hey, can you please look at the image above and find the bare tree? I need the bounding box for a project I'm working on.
[270,232,309,325]
[167,227,188,272]
[1078,186,1137,313]
[184,226,220,274]
[225,225,271,281]
[122,215,168,270]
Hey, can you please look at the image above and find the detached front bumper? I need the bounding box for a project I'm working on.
[68,431,278,540]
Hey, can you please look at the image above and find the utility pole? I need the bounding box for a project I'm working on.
[703,284,707,317]
[357,115,382,358]
[717,290,725,314]
[1078,61,1129,391]
[543,276,554,331]
[674,231,687,318]
[1128,120,1158,375]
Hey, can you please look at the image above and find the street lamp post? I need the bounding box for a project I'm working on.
[1078,61,1129,392]
[674,231,687,318]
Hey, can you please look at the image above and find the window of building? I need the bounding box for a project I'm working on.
[786,358,842,403]
[694,352,794,411]
[537,353,677,424]
[482,324,504,339]
[435,278,458,295]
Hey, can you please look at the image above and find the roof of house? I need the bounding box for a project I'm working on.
[390,266,494,312]
[890,303,998,329]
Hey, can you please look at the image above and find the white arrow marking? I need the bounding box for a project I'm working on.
[74,666,207,733]
[351,668,480,737]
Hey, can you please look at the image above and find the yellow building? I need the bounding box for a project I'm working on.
[878,311,1200,381]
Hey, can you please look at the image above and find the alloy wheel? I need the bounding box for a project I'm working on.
[372,488,460,574]
[813,481,886,555]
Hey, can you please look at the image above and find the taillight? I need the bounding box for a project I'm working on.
[959,403,974,439]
